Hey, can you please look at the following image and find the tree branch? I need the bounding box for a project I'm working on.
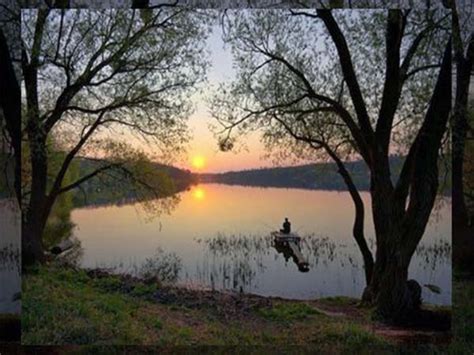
[252,47,371,163]
[316,9,374,149]
[375,9,404,175]
[56,163,120,195]
[47,111,107,200]
[42,9,184,134]
[396,40,451,249]
[404,63,441,79]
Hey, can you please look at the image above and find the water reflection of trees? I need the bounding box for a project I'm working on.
[193,233,451,293]
[76,194,181,225]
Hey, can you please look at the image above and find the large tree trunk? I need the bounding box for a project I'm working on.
[22,118,50,266]
[22,147,52,267]
[364,173,436,321]
[22,183,57,266]
[372,245,418,321]
[362,166,405,306]
[22,9,51,267]
[22,170,49,266]
[365,39,452,322]
[22,214,47,267]
[367,215,427,322]
[22,141,54,266]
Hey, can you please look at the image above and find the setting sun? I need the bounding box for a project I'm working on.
[192,155,206,170]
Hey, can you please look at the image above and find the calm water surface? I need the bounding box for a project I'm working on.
[0,199,20,314]
[72,184,451,305]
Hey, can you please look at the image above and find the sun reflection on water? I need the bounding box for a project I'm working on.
[192,186,206,201]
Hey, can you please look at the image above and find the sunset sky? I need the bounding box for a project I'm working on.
[81,24,285,174]
[181,25,301,174]
[182,26,260,173]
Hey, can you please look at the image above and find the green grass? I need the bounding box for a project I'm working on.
[258,302,321,322]
[22,267,145,344]
[318,296,357,306]
[21,264,452,351]
[322,322,389,351]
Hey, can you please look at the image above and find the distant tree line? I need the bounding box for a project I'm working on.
[70,157,197,207]
[199,156,451,194]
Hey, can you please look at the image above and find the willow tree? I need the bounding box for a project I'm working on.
[21,8,210,265]
[211,8,451,323]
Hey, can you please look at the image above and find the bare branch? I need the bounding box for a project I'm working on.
[56,162,120,195]
[404,63,441,79]
[47,111,107,199]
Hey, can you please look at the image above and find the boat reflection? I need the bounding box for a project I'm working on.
[271,231,309,272]
[273,240,310,272]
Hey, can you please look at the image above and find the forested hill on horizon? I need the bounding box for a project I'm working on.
[68,155,450,207]
[198,155,451,194]
[70,157,197,207]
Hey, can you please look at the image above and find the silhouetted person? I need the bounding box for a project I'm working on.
[280,217,291,234]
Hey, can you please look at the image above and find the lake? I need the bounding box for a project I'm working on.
[72,184,451,305]
[0,199,21,314]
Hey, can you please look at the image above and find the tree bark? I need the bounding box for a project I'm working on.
[371,237,421,322]
[22,213,47,266]
[22,130,49,266]
[323,145,374,284]
[369,39,452,322]
[22,9,50,266]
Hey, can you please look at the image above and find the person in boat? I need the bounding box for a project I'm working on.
[280,217,291,234]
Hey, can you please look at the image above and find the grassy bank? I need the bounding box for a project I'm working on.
[23,265,454,352]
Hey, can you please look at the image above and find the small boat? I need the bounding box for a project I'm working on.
[271,231,302,244]
[271,231,309,272]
